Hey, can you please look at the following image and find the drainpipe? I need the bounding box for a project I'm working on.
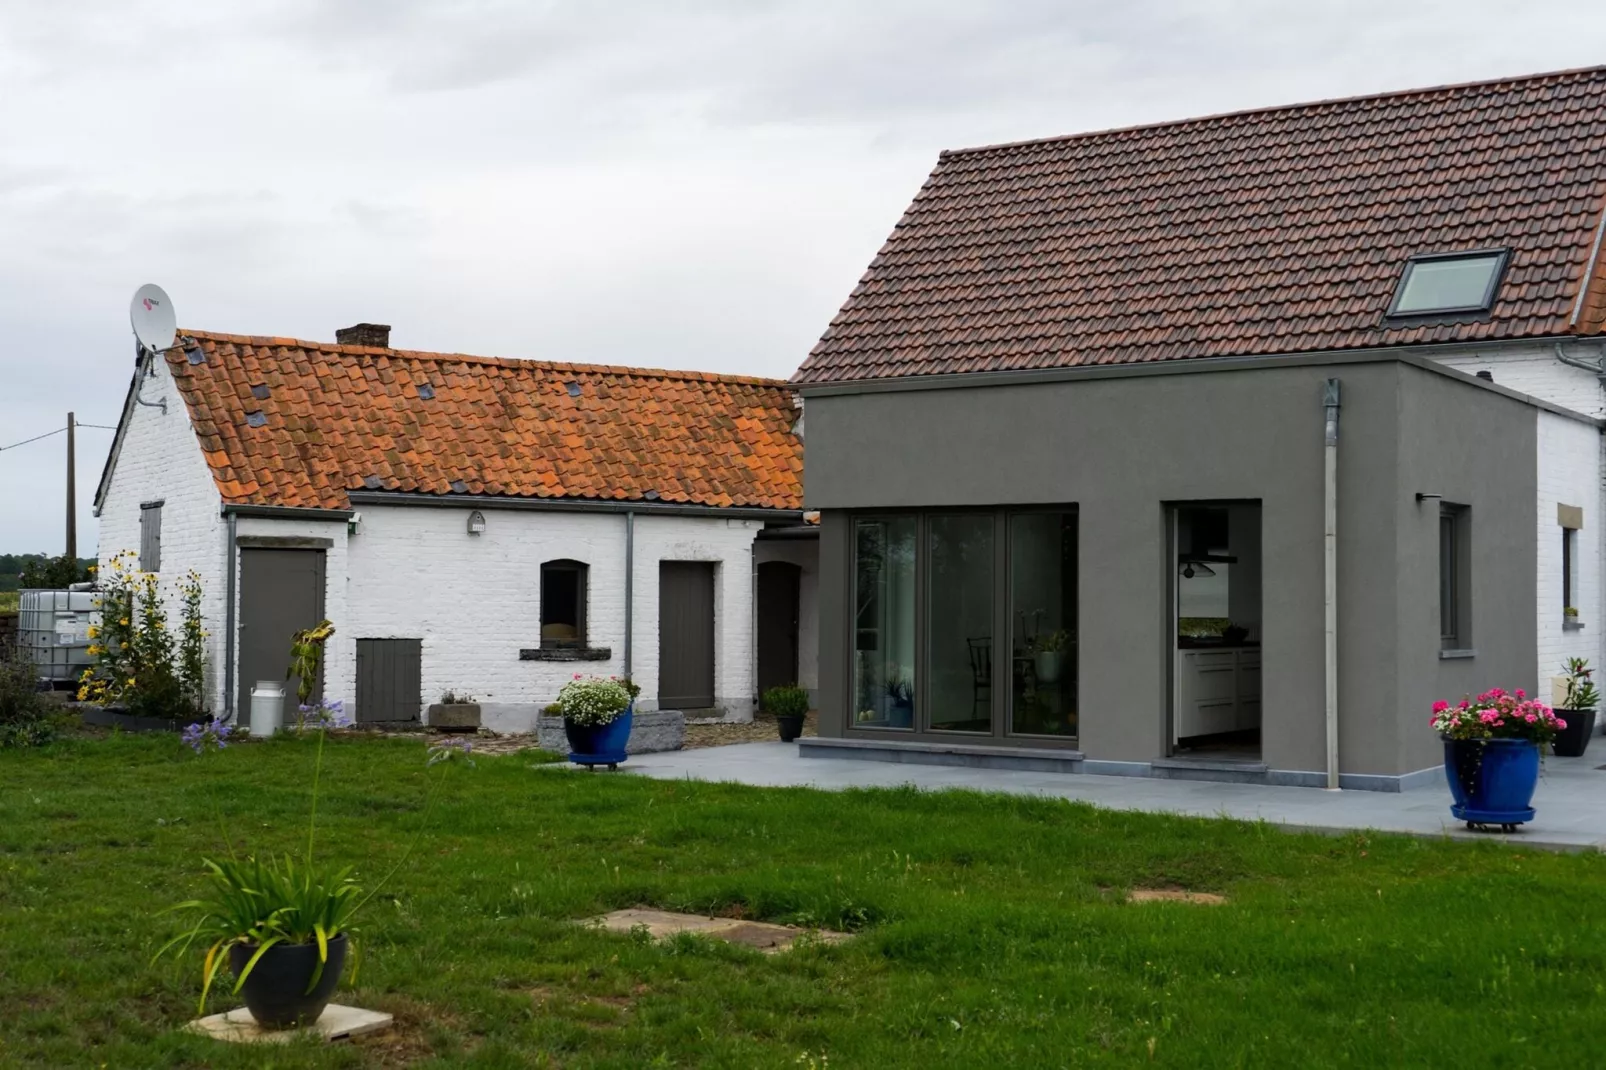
[622,511,634,680]
[750,538,760,712]
[1323,379,1341,791]
[223,511,238,723]
[1554,342,1606,384]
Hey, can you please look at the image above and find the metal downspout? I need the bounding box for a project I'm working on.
[1323,380,1341,791]
[623,511,634,680]
[223,511,238,723]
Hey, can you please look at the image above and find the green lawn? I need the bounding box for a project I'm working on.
[0,590,18,613]
[3,731,1605,1068]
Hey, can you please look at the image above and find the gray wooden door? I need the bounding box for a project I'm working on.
[659,561,716,710]
[237,549,325,726]
[355,639,422,723]
[756,561,801,698]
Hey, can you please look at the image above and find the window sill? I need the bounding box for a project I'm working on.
[520,647,612,662]
[1439,648,1477,660]
[1564,619,1587,632]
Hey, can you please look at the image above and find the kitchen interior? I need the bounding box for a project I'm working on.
[1172,502,1262,761]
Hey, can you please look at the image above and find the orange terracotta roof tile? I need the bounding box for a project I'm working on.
[169,331,802,512]
[794,66,1606,385]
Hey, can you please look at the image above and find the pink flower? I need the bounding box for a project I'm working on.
[1526,713,1536,723]
[1432,700,1450,713]
[1557,718,1568,729]
[1515,689,1526,699]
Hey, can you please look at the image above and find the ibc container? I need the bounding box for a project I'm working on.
[18,589,97,687]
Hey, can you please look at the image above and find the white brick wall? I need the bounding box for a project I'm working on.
[1535,410,1603,697]
[345,504,761,729]
[1435,345,1604,416]
[94,358,229,713]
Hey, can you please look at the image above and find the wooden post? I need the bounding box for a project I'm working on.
[65,412,77,563]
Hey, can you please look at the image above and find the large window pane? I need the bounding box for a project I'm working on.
[1009,512,1078,737]
[853,518,916,729]
[928,515,994,732]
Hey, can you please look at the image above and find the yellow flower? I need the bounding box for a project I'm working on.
[87,645,102,656]
[120,618,129,626]
[76,687,88,700]
[87,625,99,639]
[127,678,137,687]
[87,564,97,573]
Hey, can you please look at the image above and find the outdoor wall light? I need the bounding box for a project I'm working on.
[1415,493,1443,503]
[467,510,487,536]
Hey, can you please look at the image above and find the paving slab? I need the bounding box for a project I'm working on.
[581,908,850,952]
[185,1004,392,1044]
[621,742,1606,851]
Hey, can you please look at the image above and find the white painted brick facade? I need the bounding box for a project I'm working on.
[1435,344,1604,417]
[345,504,762,729]
[94,359,230,712]
[1535,411,1604,697]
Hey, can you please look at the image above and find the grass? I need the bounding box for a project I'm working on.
[3,731,1605,1069]
[0,590,18,613]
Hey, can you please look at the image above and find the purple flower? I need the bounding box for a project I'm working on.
[181,718,232,755]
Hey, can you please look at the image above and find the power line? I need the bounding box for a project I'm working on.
[0,422,118,453]
[0,427,64,452]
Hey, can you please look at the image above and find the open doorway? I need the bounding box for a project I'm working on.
[1170,503,1261,760]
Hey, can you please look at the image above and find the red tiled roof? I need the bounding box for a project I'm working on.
[170,331,802,511]
[794,66,1606,385]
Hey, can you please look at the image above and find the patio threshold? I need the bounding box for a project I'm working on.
[798,736,1085,775]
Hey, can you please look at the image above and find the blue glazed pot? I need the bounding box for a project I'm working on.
[565,704,633,769]
[1443,737,1539,827]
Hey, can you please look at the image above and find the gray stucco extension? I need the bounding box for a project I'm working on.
[805,357,1545,781]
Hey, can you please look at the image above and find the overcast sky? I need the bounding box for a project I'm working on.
[2,1,1604,554]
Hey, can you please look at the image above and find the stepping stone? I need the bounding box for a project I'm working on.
[1128,889,1226,905]
[581,908,851,952]
[184,1004,393,1044]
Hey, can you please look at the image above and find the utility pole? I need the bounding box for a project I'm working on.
[65,412,76,562]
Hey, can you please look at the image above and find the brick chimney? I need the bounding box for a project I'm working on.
[336,323,391,348]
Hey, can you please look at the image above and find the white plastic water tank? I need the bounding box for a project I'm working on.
[249,680,285,736]
[18,589,97,686]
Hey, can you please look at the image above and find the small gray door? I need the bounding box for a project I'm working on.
[237,548,326,726]
[659,561,716,710]
[355,639,422,724]
[756,560,801,697]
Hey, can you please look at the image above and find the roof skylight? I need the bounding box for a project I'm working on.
[1388,249,1509,318]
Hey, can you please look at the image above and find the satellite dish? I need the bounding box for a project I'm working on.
[130,284,177,354]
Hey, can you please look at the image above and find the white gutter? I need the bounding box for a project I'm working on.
[1323,379,1341,791]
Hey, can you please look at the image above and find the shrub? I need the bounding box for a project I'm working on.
[556,675,632,726]
[0,652,54,749]
[762,684,811,719]
[18,554,91,590]
[77,552,207,720]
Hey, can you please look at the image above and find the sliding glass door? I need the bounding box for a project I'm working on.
[927,515,995,733]
[850,508,1078,742]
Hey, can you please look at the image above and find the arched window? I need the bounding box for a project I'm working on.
[541,560,588,648]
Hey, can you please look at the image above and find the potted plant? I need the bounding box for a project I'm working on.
[158,694,474,1029]
[1431,688,1565,832]
[427,690,481,732]
[1031,629,1069,684]
[885,671,914,728]
[1552,657,1598,757]
[558,674,635,770]
[763,683,811,742]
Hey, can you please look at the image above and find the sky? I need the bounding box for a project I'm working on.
[1,0,1604,554]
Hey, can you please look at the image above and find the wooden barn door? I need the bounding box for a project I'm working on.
[658,562,716,710]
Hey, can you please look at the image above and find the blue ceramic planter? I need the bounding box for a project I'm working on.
[565,704,633,770]
[1443,737,1539,830]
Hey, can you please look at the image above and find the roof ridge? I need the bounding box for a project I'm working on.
[939,63,1606,159]
[180,328,793,389]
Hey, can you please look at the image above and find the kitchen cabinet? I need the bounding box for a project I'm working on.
[1175,647,1261,739]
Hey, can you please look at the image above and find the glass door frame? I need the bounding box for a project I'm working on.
[845,506,1079,747]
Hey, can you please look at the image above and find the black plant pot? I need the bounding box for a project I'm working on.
[228,934,348,1029]
[775,713,806,743]
[1552,708,1597,758]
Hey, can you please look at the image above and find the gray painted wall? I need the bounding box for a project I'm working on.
[804,358,1544,778]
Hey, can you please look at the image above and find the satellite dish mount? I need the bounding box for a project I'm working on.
[129,284,177,413]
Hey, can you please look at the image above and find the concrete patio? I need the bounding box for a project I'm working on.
[623,741,1606,851]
